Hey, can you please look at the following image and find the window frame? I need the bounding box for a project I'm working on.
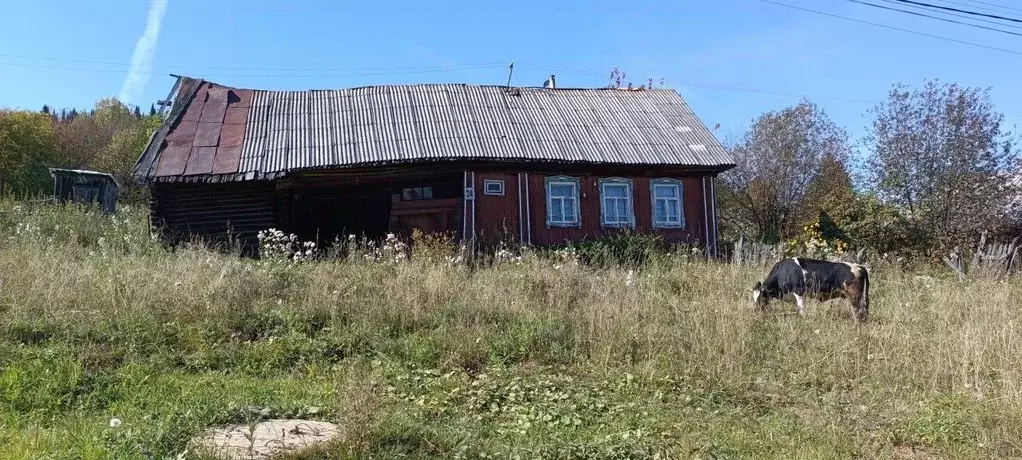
[401,186,434,201]
[483,179,505,196]
[650,178,684,229]
[544,176,581,228]
[598,177,635,228]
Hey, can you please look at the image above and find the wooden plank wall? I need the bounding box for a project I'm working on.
[151,181,277,253]
[518,173,708,246]
[472,172,521,246]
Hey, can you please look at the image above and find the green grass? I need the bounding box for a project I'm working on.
[1,197,1021,459]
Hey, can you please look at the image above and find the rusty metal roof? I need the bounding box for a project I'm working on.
[134,77,734,183]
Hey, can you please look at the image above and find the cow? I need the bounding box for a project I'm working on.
[751,257,870,323]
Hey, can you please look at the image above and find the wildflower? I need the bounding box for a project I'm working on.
[109,418,122,428]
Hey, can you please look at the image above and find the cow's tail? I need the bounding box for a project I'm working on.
[856,265,870,323]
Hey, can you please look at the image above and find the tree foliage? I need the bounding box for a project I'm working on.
[719,101,855,243]
[0,111,59,194]
[0,98,160,201]
[864,80,1020,255]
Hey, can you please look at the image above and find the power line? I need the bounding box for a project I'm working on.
[960,0,1022,14]
[875,0,1022,29]
[939,0,1022,15]
[889,0,1022,23]
[757,0,1022,57]
[847,0,1022,37]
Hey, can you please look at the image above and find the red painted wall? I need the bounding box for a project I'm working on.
[472,172,521,245]
[498,173,711,247]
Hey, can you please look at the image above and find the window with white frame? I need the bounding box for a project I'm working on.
[651,179,684,228]
[599,178,634,227]
[483,179,505,196]
[545,176,580,227]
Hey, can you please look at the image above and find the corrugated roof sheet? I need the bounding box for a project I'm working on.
[135,77,734,182]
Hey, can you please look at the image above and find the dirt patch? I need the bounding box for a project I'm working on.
[893,445,941,459]
[190,419,340,460]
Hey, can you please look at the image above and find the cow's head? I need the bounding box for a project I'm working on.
[751,281,767,308]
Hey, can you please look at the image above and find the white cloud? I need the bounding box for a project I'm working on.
[118,0,169,105]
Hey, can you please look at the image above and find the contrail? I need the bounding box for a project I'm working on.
[118,0,169,105]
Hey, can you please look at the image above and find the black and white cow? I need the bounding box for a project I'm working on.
[751,257,870,323]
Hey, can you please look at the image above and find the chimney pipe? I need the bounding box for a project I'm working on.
[549,74,556,88]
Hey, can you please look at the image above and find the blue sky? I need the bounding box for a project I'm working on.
[3,0,1022,142]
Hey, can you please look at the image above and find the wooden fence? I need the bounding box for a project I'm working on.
[725,237,868,267]
[727,232,1021,280]
[943,232,1021,281]
[727,238,783,267]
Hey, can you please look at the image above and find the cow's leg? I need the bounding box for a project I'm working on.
[856,271,870,323]
[790,276,808,316]
[843,282,869,323]
[853,294,868,323]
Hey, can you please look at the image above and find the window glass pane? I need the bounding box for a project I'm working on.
[604,184,627,198]
[654,184,678,198]
[551,198,563,222]
[667,201,679,221]
[563,198,575,222]
[485,181,503,194]
[616,199,627,221]
[550,183,574,197]
[604,198,617,222]
[422,187,433,199]
[655,200,668,222]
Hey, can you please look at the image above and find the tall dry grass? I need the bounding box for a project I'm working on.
[1,198,1021,458]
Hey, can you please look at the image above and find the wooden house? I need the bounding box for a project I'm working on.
[133,76,735,254]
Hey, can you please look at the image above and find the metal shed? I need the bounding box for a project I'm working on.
[50,168,119,214]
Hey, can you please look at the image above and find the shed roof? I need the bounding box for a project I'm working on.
[50,168,120,187]
[133,76,734,183]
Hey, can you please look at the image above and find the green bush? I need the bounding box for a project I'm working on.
[569,232,664,267]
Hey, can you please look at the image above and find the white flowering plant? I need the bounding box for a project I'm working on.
[257,228,317,264]
[1,199,159,255]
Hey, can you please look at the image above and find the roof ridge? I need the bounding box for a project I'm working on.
[177,75,676,94]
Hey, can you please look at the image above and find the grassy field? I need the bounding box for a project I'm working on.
[1,198,1020,459]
